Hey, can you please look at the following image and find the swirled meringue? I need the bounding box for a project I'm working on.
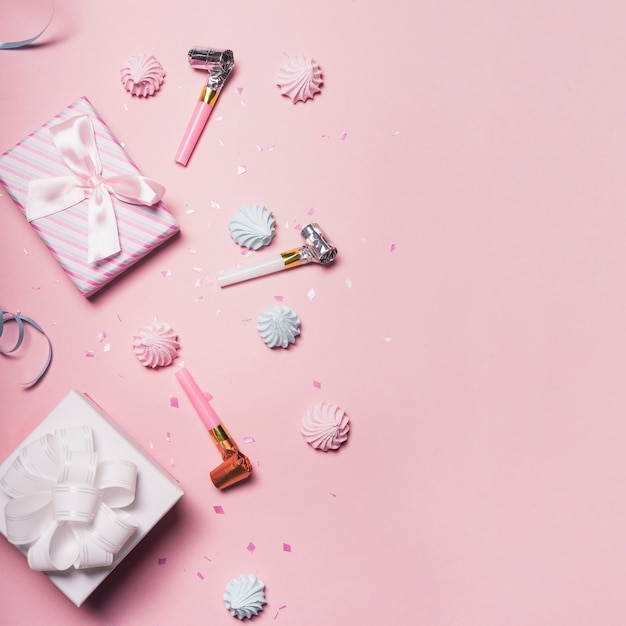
[277,54,323,103]
[228,205,276,250]
[301,402,350,451]
[132,319,180,368]
[224,574,267,620]
[120,53,165,97]
[257,305,300,349]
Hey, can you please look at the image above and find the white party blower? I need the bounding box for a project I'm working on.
[218,223,337,287]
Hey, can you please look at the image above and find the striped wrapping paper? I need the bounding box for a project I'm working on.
[0,96,179,297]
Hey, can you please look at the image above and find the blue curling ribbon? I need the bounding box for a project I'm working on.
[0,310,53,386]
[0,1,54,49]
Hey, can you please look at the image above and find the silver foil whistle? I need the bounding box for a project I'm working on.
[218,223,338,287]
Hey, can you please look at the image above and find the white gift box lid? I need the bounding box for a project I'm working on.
[0,390,184,607]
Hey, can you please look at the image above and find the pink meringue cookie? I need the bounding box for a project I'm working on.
[277,54,323,103]
[133,319,179,368]
[120,53,165,97]
[301,402,349,451]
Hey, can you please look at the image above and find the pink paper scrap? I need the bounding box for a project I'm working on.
[283,543,291,552]
[213,505,225,515]
[169,395,179,408]
[247,542,256,554]
[158,557,167,565]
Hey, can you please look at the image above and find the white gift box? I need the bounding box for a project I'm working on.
[0,390,184,607]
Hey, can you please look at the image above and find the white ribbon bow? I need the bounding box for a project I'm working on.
[0,426,138,571]
[26,114,166,263]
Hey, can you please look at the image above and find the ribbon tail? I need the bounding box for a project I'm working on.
[88,187,120,263]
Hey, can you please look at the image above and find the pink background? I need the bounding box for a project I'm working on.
[2,0,626,624]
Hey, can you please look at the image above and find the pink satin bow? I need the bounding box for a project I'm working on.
[26,114,165,263]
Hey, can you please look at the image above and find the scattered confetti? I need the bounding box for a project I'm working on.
[98,330,107,342]
[185,208,194,215]
[188,247,197,254]
[194,296,204,303]
[393,130,400,136]
[390,243,397,252]
[313,380,322,389]
[161,270,172,278]
[170,457,176,468]
[213,505,225,515]
[192,266,202,273]
[339,131,348,140]
[149,441,154,450]
[256,144,264,152]
[85,350,94,358]
[273,295,284,302]
[329,491,337,498]
[165,432,171,442]
[235,86,244,94]
[103,343,111,353]
[383,337,392,343]
[345,278,352,288]
[268,144,277,152]
[23,248,29,255]
[247,542,256,554]
[195,278,203,287]
[307,288,316,301]
[203,391,213,402]
[169,395,179,408]
[197,571,205,580]
[243,436,256,443]
[158,557,167,565]
[237,165,247,175]
[274,605,288,620]
[283,543,291,553]
[211,200,221,209]
[307,207,316,216]
[218,138,225,147]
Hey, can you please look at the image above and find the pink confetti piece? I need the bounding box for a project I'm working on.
[256,144,264,152]
[158,557,167,565]
[85,350,94,358]
[313,380,322,389]
[237,165,246,175]
[165,432,171,442]
[273,295,284,302]
[98,330,107,342]
[242,317,252,323]
[213,505,225,515]
[268,144,277,152]
[197,571,204,580]
[161,270,172,278]
[235,86,244,94]
[194,296,204,303]
[247,542,256,554]
[390,243,397,252]
[307,207,316,216]
[169,395,179,408]
[241,248,254,257]
[243,436,255,443]
[274,605,288,620]
[329,491,337,498]
[170,457,176,467]
[283,543,291,552]
[203,390,214,402]
[339,131,348,140]
[307,288,316,301]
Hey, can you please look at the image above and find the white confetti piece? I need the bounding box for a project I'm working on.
[243,436,255,443]
[161,270,172,278]
[195,278,203,287]
[185,208,194,215]
[211,200,221,209]
[256,144,263,152]
[192,266,202,273]
[194,295,204,303]
[345,278,352,288]
[98,330,107,342]
[307,288,316,301]
[103,343,111,353]
[218,138,224,147]
[165,432,171,442]
[268,144,277,152]
[237,165,246,175]
[383,337,392,343]
[23,248,29,255]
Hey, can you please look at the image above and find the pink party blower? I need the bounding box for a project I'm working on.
[176,367,252,489]
[175,48,235,166]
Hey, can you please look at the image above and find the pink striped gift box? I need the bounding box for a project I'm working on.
[0,96,179,297]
